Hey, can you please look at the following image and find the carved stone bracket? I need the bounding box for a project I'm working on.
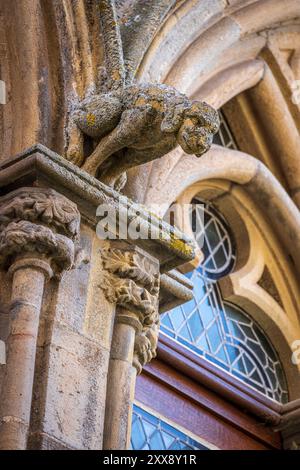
[133,318,160,375]
[101,246,160,373]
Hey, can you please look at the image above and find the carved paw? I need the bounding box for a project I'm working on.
[81,158,98,177]
[67,151,86,167]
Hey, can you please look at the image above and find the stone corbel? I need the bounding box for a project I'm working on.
[101,244,160,449]
[0,187,82,450]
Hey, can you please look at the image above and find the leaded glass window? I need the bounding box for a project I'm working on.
[192,201,235,280]
[213,110,238,149]
[161,200,288,404]
[130,405,208,450]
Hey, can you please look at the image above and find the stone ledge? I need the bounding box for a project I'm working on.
[0,144,196,273]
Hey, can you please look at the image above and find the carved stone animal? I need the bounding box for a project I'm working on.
[73,83,219,189]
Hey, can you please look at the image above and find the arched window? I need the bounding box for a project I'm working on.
[130,405,209,450]
[213,111,238,150]
[161,199,288,404]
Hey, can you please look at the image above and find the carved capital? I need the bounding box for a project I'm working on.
[133,315,160,375]
[0,187,80,239]
[101,246,160,373]
[102,247,159,324]
[0,188,82,276]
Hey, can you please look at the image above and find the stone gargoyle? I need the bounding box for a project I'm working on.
[72,83,220,190]
[67,0,219,190]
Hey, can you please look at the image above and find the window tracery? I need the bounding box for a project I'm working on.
[161,200,288,404]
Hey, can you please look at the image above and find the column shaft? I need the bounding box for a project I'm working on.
[0,265,47,450]
[103,315,138,450]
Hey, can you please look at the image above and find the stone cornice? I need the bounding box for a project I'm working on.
[159,269,194,313]
[0,144,195,273]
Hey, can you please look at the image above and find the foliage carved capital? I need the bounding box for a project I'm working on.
[101,246,160,373]
[0,188,83,276]
[0,187,80,240]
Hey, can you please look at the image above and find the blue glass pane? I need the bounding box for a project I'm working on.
[226,344,240,363]
[206,321,222,353]
[227,320,245,341]
[188,311,204,340]
[243,355,255,375]
[149,431,164,449]
[198,297,215,328]
[196,334,210,351]
[182,298,197,317]
[131,417,147,449]
[215,345,229,364]
[234,357,246,374]
[193,276,206,300]
[178,323,193,342]
[161,313,173,330]
[131,406,208,450]
[168,307,185,330]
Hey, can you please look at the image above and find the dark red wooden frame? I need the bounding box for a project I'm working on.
[135,333,282,450]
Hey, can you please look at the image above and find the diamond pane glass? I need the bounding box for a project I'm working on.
[131,405,208,450]
[213,110,238,149]
[161,202,288,404]
[192,201,235,280]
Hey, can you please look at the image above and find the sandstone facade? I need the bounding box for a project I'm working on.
[0,0,300,450]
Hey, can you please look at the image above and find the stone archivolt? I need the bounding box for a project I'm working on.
[101,247,160,373]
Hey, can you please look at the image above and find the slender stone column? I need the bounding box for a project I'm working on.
[0,188,81,450]
[104,309,140,449]
[0,258,52,449]
[101,245,160,450]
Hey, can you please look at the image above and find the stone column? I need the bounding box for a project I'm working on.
[101,245,160,450]
[0,188,81,450]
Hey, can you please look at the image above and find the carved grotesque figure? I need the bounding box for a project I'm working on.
[73,83,219,189]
